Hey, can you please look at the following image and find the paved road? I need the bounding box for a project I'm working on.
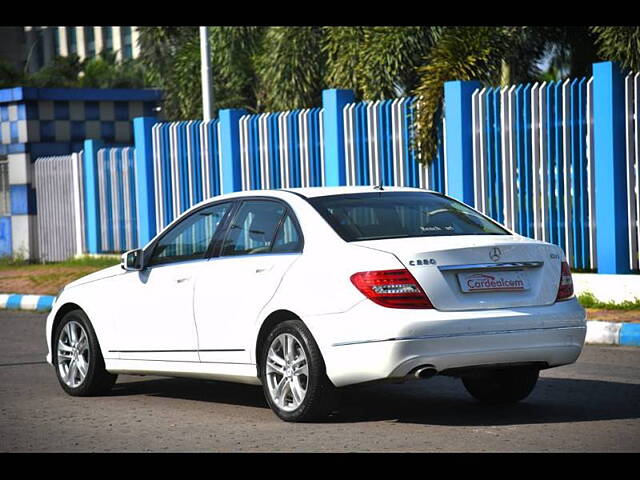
[1,310,639,452]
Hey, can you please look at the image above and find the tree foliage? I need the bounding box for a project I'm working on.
[131,25,638,164]
[254,27,326,111]
[4,25,636,169]
[412,27,513,161]
[0,52,148,90]
[136,27,199,119]
[591,26,640,72]
[0,60,25,88]
[357,26,440,99]
[322,27,367,96]
[322,26,441,99]
[209,27,265,112]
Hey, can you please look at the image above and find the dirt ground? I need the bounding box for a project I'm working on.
[0,265,105,295]
[585,309,640,323]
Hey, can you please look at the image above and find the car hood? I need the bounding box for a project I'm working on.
[63,265,125,290]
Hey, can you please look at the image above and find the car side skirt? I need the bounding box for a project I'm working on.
[104,359,262,386]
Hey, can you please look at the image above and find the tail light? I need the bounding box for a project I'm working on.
[556,261,574,301]
[350,269,434,309]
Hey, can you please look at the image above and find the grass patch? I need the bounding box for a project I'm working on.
[51,256,120,269]
[0,255,120,271]
[578,291,640,310]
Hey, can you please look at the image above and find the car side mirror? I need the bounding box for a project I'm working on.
[121,249,144,271]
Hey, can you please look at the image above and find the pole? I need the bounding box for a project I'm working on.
[200,26,213,121]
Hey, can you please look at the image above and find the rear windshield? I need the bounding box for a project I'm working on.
[308,192,508,242]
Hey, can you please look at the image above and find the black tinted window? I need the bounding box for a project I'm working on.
[220,201,286,256]
[309,192,508,242]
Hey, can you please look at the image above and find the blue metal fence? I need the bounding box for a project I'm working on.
[472,79,596,270]
[239,108,324,190]
[151,120,222,230]
[37,63,637,273]
[96,147,137,253]
[342,97,446,192]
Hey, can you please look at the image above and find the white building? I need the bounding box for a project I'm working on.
[22,27,141,72]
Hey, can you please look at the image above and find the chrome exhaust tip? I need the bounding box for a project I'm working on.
[412,366,438,380]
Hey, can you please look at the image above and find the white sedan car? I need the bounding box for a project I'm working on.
[46,187,586,422]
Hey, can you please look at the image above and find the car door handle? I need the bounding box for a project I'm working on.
[255,265,273,274]
[174,277,191,284]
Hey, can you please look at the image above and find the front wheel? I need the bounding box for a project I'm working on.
[462,366,539,404]
[53,309,117,396]
[259,320,338,422]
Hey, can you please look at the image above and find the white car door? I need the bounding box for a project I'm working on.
[111,201,233,362]
[193,199,303,364]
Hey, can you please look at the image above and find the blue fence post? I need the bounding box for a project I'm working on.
[133,117,158,247]
[444,80,481,206]
[592,61,631,274]
[219,108,246,194]
[322,89,356,186]
[82,138,103,254]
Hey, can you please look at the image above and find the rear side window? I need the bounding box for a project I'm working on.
[220,200,286,256]
[308,192,508,242]
[272,214,302,253]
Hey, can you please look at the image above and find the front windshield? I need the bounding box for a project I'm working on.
[308,192,508,242]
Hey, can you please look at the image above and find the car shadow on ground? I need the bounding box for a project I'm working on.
[330,376,640,426]
[106,374,640,426]
[108,376,268,410]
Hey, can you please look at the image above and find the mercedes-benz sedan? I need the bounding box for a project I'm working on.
[46,187,586,422]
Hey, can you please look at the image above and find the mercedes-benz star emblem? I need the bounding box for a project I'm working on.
[489,247,501,262]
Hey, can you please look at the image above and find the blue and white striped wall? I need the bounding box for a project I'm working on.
[96,147,138,252]
[471,79,597,271]
[34,153,85,262]
[342,97,446,192]
[239,108,325,190]
[624,72,640,272]
[151,120,222,231]
[20,62,640,274]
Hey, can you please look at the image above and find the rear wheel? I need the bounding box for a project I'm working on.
[53,309,117,396]
[259,320,338,422]
[461,366,539,404]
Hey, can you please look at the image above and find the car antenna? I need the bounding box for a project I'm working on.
[373,182,384,191]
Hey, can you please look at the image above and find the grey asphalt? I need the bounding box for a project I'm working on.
[1,309,639,452]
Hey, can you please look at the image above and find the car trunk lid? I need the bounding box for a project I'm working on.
[352,235,563,311]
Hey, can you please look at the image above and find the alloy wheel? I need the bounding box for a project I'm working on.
[57,320,90,388]
[265,333,309,412]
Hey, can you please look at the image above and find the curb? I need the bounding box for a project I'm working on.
[586,320,640,347]
[1,293,639,347]
[0,294,56,312]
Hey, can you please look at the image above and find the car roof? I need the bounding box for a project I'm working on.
[183,186,439,217]
[281,186,432,198]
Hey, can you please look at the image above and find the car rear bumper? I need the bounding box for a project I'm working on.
[303,297,586,387]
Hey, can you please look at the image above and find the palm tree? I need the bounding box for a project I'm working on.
[322,26,441,100]
[135,25,638,161]
[412,27,515,161]
[253,27,326,111]
[411,26,602,163]
[138,26,265,119]
[591,26,640,72]
[208,26,265,113]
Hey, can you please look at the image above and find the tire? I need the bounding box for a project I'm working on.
[259,320,338,422]
[53,309,117,396]
[461,366,539,404]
